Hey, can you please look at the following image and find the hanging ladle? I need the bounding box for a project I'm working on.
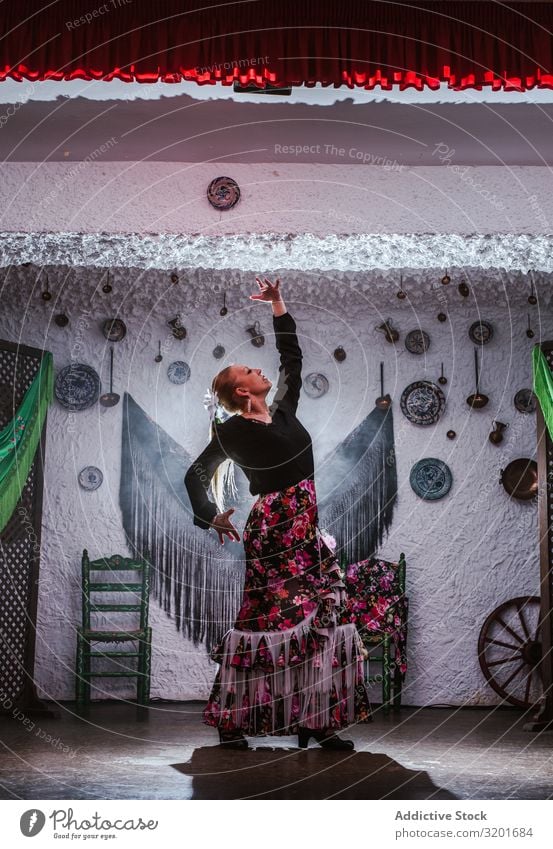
[220,292,228,316]
[154,340,163,363]
[102,271,113,294]
[375,361,391,410]
[466,347,489,409]
[100,347,120,407]
[438,362,447,385]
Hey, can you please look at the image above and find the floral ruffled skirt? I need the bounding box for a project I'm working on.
[203,477,372,736]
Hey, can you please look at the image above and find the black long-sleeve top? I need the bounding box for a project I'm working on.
[184,311,314,529]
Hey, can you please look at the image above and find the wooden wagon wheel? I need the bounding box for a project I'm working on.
[478,596,543,709]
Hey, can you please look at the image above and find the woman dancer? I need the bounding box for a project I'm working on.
[184,278,371,749]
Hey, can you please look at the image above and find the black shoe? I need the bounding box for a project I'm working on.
[218,729,249,750]
[297,727,355,751]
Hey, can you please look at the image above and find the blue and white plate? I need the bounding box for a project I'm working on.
[410,458,452,500]
[78,466,103,491]
[167,361,191,384]
[55,363,101,411]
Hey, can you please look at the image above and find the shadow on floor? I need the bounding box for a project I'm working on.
[172,746,458,800]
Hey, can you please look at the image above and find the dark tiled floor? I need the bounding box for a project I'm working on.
[0,702,552,800]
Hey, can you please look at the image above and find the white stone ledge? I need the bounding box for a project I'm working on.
[2,231,553,273]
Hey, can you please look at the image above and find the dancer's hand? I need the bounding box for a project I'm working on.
[250,277,282,302]
[211,508,241,544]
[250,277,286,316]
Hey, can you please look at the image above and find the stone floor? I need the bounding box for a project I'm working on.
[0,702,552,800]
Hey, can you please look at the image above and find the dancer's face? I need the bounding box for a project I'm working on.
[231,364,272,403]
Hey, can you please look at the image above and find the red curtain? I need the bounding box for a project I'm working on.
[1,1,553,90]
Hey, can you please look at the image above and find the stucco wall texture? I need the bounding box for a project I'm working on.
[0,265,549,706]
[0,162,553,235]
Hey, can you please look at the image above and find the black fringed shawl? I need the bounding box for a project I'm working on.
[119,393,397,650]
[119,393,247,650]
[317,400,398,567]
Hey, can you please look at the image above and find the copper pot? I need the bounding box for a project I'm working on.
[500,458,538,501]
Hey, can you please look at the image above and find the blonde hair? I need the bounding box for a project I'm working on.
[209,365,245,512]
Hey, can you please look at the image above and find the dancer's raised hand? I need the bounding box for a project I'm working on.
[250,277,286,316]
[211,507,240,545]
[250,277,282,302]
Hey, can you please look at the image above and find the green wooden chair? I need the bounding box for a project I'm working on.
[342,552,408,714]
[75,550,152,709]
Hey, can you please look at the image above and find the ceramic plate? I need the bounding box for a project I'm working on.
[514,388,537,414]
[303,372,330,399]
[469,320,493,345]
[78,466,103,491]
[410,458,452,500]
[405,329,430,354]
[102,318,127,342]
[400,380,445,425]
[207,176,241,210]
[167,360,191,384]
[55,363,101,411]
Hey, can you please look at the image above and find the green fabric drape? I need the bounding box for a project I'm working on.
[532,346,553,443]
[0,352,54,534]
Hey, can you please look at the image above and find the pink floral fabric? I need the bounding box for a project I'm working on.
[203,477,372,735]
[339,556,408,675]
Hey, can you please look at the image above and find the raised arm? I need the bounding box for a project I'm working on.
[250,277,302,415]
[270,311,302,415]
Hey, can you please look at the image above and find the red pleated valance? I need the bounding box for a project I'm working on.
[1,1,553,90]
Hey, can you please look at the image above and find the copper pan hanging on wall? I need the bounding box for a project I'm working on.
[499,458,538,501]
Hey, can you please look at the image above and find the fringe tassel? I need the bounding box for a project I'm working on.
[119,394,244,649]
[211,614,366,733]
[318,404,398,565]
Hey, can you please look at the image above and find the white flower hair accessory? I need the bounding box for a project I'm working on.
[203,387,230,424]
[203,387,219,421]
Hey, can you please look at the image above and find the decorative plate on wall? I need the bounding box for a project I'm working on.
[405,329,430,354]
[167,360,191,384]
[207,176,241,210]
[410,458,453,500]
[514,388,537,414]
[78,466,104,491]
[303,372,330,399]
[55,363,101,411]
[102,318,127,342]
[469,320,494,345]
[400,380,445,425]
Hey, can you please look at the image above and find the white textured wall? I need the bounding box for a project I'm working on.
[0,162,553,235]
[0,266,549,706]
